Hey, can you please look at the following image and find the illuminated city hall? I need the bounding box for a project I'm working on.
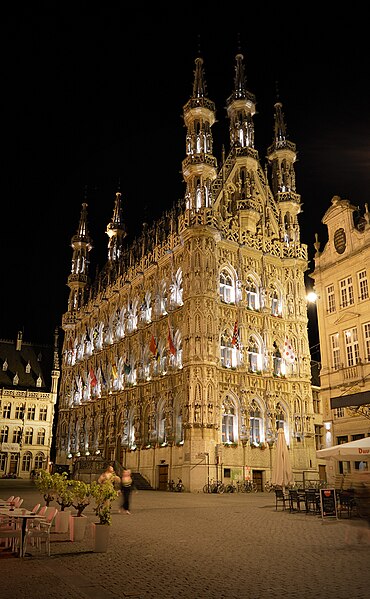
[55,53,320,491]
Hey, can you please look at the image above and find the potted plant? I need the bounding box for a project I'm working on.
[69,480,91,542]
[33,469,57,506]
[53,472,74,533]
[90,480,119,552]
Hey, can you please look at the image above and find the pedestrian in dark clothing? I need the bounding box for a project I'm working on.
[120,468,133,514]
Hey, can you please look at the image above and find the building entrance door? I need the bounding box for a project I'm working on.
[252,469,263,492]
[158,464,168,490]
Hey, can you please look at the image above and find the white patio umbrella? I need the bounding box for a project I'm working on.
[271,428,294,490]
[316,437,370,460]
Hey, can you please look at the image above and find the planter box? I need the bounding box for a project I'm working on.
[69,514,88,542]
[55,509,72,533]
[93,523,110,552]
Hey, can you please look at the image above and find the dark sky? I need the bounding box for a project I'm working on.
[2,4,370,351]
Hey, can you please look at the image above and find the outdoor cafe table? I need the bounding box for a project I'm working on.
[0,508,44,557]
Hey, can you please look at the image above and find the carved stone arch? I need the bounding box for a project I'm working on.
[245,271,261,288]
[219,262,237,280]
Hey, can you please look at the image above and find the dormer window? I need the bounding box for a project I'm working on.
[13,372,19,386]
[2,359,8,371]
[26,361,31,374]
[36,375,42,388]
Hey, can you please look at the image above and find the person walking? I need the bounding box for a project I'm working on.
[120,468,133,514]
[98,464,120,486]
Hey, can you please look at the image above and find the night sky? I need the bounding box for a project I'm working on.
[2,4,369,354]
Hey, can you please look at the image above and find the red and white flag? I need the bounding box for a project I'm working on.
[149,334,158,357]
[283,336,295,364]
[231,320,239,348]
[89,367,97,387]
[168,323,177,356]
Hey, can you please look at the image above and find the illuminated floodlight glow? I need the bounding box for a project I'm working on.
[306,291,318,303]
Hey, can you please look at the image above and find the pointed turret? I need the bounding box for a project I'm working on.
[267,94,301,243]
[66,202,93,314]
[226,53,256,149]
[182,55,218,214]
[221,52,260,234]
[106,190,126,262]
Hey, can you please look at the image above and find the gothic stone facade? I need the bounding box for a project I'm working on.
[56,54,319,491]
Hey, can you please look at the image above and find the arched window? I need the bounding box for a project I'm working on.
[220,269,235,304]
[247,336,262,372]
[12,427,22,443]
[158,402,167,446]
[222,396,238,444]
[221,331,238,369]
[275,405,286,431]
[270,286,282,317]
[21,452,32,472]
[2,403,11,418]
[37,428,46,445]
[34,453,45,470]
[0,426,9,443]
[273,341,282,376]
[250,401,263,446]
[175,408,184,445]
[246,277,259,310]
[24,428,33,445]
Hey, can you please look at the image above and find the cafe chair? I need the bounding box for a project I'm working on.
[305,490,320,514]
[274,488,287,511]
[0,524,22,555]
[337,492,355,518]
[25,504,42,532]
[288,489,302,512]
[23,507,58,556]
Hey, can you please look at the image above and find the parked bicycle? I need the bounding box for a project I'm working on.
[237,479,258,493]
[264,480,279,493]
[203,479,225,494]
[225,482,237,493]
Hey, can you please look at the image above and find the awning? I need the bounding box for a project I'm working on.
[330,390,370,409]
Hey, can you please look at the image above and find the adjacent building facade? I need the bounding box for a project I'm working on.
[0,330,60,478]
[310,196,370,485]
[55,53,320,491]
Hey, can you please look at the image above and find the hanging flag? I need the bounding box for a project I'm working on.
[89,367,97,387]
[111,363,118,379]
[85,327,91,343]
[100,367,107,387]
[168,323,177,356]
[149,334,158,356]
[231,320,239,348]
[283,336,296,363]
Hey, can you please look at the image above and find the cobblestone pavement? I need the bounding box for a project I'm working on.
[0,482,369,599]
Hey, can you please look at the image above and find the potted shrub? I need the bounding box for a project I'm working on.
[69,480,91,542]
[90,480,119,552]
[33,469,57,506]
[53,472,74,533]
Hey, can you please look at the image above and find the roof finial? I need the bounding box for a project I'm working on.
[197,33,202,57]
[237,32,241,53]
[275,80,280,102]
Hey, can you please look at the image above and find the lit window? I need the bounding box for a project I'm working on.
[344,327,359,367]
[220,270,235,304]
